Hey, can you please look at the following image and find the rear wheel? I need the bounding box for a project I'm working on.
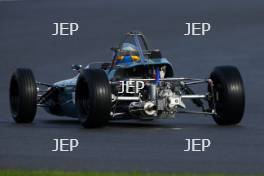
[75,69,111,128]
[209,66,245,125]
[9,68,37,123]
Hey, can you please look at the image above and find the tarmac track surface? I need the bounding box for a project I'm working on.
[0,0,264,173]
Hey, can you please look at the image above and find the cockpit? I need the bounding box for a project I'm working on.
[112,31,155,65]
[86,31,173,79]
[115,43,141,64]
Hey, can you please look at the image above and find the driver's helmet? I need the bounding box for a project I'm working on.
[122,42,137,51]
[115,43,141,64]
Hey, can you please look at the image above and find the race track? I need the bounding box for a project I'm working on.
[0,0,264,173]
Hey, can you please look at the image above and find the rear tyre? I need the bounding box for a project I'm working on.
[209,66,245,125]
[9,68,37,123]
[75,69,111,128]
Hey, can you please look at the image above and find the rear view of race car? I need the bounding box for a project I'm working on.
[9,32,245,128]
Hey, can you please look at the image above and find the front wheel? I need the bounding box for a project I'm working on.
[75,69,111,128]
[209,66,245,125]
[9,68,37,123]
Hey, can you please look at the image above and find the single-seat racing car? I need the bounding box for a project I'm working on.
[9,31,245,128]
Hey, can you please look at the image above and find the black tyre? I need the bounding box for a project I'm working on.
[9,68,37,123]
[209,66,245,125]
[75,69,111,128]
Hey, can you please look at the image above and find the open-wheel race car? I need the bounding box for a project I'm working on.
[9,31,245,128]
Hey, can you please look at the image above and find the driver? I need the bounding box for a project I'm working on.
[115,43,141,65]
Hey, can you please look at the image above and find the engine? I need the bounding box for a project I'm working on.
[128,81,186,118]
[112,65,186,119]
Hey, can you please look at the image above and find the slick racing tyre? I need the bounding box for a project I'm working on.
[209,66,245,125]
[75,69,111,128]
[9,68,37,123]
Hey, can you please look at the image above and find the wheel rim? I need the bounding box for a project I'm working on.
[213,80,226,118]
[77,77,91,122]
[10,75,20,117]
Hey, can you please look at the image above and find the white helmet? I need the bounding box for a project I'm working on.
[121,43,137,52]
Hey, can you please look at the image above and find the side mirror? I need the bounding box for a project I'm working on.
[149,49,162,59]
[71,64,82,72]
